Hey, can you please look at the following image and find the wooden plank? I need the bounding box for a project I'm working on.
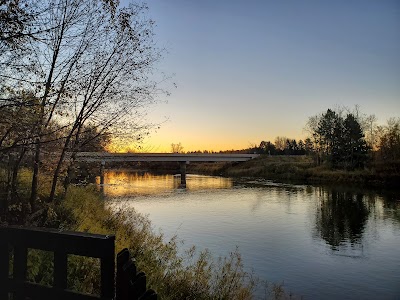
[4,226,115,258]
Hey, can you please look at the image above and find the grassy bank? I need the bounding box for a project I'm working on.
[63,186,260,299]
[187,155,400,188]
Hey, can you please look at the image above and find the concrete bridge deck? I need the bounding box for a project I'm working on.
[75,152,259,163]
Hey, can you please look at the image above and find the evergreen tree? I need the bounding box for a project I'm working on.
[298,139,306,155]
[342,114,369,169]
[311,108,368,169]
[315,109,342,166]
[304,138,314,155]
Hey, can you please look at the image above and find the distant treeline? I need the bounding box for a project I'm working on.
[186,138,313,156]
[188,107,400,171]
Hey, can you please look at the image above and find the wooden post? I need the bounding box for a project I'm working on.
[14,245,27,300]
[179,161,186,188]
[54,251,67,290]
[0,230,8,300]
[116,248,157,300]
[101,235,115,299]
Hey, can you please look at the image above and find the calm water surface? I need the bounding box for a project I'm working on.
[102,171,400,299]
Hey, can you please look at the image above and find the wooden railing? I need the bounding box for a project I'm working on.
[116,249,157,300]
[0,226,157,300]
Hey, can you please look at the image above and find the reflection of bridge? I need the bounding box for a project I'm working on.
[75,152,259,187]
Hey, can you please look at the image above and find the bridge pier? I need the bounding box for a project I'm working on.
[179,161,187,188]
[100,161,105,185]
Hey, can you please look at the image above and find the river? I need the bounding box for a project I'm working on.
[101,171,400,299]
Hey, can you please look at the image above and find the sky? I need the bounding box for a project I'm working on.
[120,0,400,152]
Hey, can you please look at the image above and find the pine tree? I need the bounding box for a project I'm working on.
[342,114,369,169]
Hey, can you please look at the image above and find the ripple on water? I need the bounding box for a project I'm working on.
[105,171,400,300]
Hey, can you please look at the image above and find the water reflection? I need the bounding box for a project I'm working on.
[382,195,400,224]
[97,171,233,197]
[314,189,369,251]
[105,172,400,299]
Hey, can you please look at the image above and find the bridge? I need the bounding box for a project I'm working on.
[75,152,259,187]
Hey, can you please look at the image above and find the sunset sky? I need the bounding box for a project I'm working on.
[121,0,399,152]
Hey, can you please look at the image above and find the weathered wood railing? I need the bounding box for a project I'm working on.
[0,226,157,300]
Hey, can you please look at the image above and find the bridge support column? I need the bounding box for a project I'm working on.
[100,161,105,185]
[179,161,186,188]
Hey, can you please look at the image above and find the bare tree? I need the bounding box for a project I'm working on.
[274,136,288,151]
[377,118,400,161]
[1,0,166,205]
[171,143,184,153]
[362,114,378,150]
[48,2,164,201]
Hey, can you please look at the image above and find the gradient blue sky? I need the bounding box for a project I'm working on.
[122,0,399,152]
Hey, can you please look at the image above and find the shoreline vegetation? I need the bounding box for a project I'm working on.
[185,155,400,189]
[63,186,263,299]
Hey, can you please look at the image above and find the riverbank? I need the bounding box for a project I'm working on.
[62,186,261,299]
[187,155,400,188]
[1,168,287,299]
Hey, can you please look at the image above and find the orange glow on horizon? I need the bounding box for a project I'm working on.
[106,134,306,153]
[105,141,258,153]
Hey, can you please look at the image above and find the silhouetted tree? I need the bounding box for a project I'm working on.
[342,114,369,169]
[362,114,378,150]
[297,139,305,155]
[377,118,400,161]
[315,109,341,162]
[171,142,184,153]
[1,0,166,205]
[259,141,276,155]
[75,126,110,152]
[310,108,368,169]
[274,136,287,153]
